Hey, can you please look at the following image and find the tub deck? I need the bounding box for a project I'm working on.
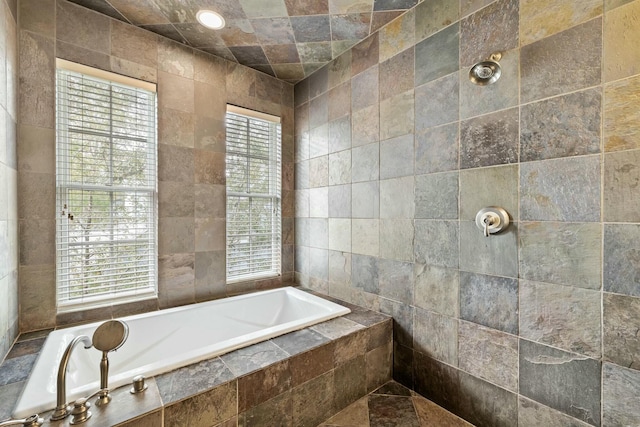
[0,289,393,427]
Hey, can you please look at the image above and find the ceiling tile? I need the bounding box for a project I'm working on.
[263,44,301,63]
[290,15,332,43]
[218,19,259,46]
[371,10,404,32]
[229,45,270,65]
[373,0,418,11]
[297,42,333,63]
[251,17,296,45]
[151,0,198,23]
[284,0,329,16]
[329,0,375,14]
[175,22,226,47]
[239,0,289,18]
[109,0,169,25]
[140,23,188,44]
[66,0,128,22]
[331,13,372,40]
[272,63,306,80]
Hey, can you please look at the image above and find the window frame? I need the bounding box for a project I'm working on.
[225,105,282,283]
[55,59,158,312]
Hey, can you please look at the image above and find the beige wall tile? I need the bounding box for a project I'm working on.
[520,0,602,45]
[56,0,110,54]
[158,71,194,113]
[604,0,640,82]
[111,20,158,68]
[604,74,640,152]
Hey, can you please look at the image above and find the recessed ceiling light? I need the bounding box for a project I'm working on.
[196,10,225,30]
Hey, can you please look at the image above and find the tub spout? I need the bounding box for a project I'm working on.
[0,414,44,427]
[50,335,92,421]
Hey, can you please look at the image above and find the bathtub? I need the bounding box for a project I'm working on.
[14,286,350,418]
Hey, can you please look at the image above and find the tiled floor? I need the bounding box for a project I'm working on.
[320,381,473,427]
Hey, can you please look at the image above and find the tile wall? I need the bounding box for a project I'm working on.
[16,0,294,332]
[293,0,640,425]
[0,0,18,361]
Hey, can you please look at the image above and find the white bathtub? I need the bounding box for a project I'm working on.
[14,286,349,418]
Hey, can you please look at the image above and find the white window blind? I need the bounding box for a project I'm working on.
[226,106,281,282]
[55,60,158,311]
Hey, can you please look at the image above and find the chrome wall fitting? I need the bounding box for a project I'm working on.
[92,320,129,407]
[0,414,44,427]
[51,335,93,421]
[469,53,502,86]
[475,207,510,237]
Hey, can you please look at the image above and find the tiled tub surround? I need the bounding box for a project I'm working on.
[0,296,392,426]
[293,0,640,426]
[16,0,296,333]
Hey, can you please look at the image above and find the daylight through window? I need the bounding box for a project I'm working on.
[226,106,282,282]
[55,59,158,311]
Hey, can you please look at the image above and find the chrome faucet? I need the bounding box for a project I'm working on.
[0,415,44,427]
[51,335,92,421]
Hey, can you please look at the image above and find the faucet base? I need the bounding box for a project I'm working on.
[95,389,111,407]
[50,405,71,421]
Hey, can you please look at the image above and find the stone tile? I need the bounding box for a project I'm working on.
[19,219,55,265]
[380,47,414,101]
[520,280,601,358]
[328,184,351,218]
[460,49,520,120]
[111,20,158,69]
[414,264,458,317]
[604,149,640,222]
[378,9,415,63]
[352,219,379,256]
[459,164,518,221]
[351,104,380,148]
[604,0,640,82]
[459,321,518,392]
[414,220,458,268]
[413,352,461,415]
[6,337,44,359]
[413,396,473,427]
[521,88,601,162]
[220,341,290,377]
[415,172,458,219]
[156,358,235,404]
[158,253,195,308]
[309,93,329,131]
[18,31,55,129]
[0,353,36,386]
[459,0,519,67]
[450,372,516,427]
[520,155,601,222]
[16,125,54,174]
[352,181,379,219]
[329,85,351,123]
[0,381,25,422]
[415,123,459,175]
[351,66,379,112]
[158,144,194,183]
[351,33,378,77]
[605,0,635,10]
[366,345,394,392]
[460,108,519,169]
[379,176,414,219]
[415,24,459,87]
[334,355,366,411]
[459,271,519,334]
[309,187,329,218]
[374,382,412,396]
[17,172,54,219]
[415,74,459,131]
[520,222,602,290]
[195,150,225,185]
[604,224,640,297]
[328,115,351,153]
[368,395,420,427]
[378,258,413,304]
[520,0,602,45]
[158,108,194,148]
[519,340,601,426]
[159,181,195,217]
[329,150,351,186]
[289,341,334,387]
[393,343,414,387]
[352,142,379,183]
[602,363,640,427]
[194,251,225,301]
[18,264,55,331]
[380,134,414,180]
[351,254,379,294]
[309,247,329,281]
[56,0,110,54]
[194,217,225,252]
[310,156,329,188]
[239,391,292,427]
[238,360,291,412]
[603,293,640,370]
[379,219,414,262]
[521,18,602,103]
[164,380,237,427]
[328,218,351,252]
[312,317,366,340]
[292,370,335,427]
[320,396,368,426]
[379,89,414,141]
[379,299,413,348]
[272,329,331,356]
[414,0,459,42]
[328,51,352,89]
[413,308,457,366]
[604,74,640,152]
[518,396,593,427]
[459,220,518,278]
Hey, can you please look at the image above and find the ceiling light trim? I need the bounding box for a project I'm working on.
[196,9,226,30]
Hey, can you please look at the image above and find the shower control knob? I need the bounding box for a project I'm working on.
[131,375,148,394]
[475,207,510,237]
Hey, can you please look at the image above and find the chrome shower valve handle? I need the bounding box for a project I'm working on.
[475,207,510,237]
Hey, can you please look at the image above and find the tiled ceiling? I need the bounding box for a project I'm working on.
[67,0,419,83]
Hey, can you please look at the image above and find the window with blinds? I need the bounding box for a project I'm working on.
[55,59,157,311]
[226,106,281,282]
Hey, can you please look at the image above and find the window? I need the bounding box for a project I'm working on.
[225,105,281,282]
[55,59,157,311]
